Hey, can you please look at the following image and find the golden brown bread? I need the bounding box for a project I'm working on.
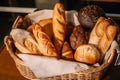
[27,18,53,41]
[32,24,58,57]
[38,18,53,40]
[74,44,100,64]
[14,40,31,53]
[38,18,52,26]
[52,2,66,54]
[62,41,74,60]
[24,37,41,54]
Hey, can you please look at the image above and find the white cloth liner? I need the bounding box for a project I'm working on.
[17,54,99,78]
[16,10,119,78]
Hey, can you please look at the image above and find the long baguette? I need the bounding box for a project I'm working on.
[52,2,66,55]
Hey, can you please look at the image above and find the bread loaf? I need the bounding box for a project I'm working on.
[98,25,118,55]
[89,17,118,61]
[24,38,41,54]
[32,24,58,57]
[10,28,40,54]
[89,17,110,46]
[74,44,100,64]
[52,2,66,54]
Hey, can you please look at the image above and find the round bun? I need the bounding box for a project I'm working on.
[78,5,106,29]
[74,44,100,64]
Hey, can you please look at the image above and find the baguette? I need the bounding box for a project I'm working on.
[52,2,66,54]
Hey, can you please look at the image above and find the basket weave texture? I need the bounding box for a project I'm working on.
[4,16,115,80]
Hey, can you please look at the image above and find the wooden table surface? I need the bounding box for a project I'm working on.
[0,46,28,80]
[0,45,120,80]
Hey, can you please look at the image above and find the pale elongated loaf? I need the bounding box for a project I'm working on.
[89,17,110,46]
[32,24,58,57]
[98,25,118,55]
[52,2,66,54]
[10,28,40,54]
[89,17,118,61]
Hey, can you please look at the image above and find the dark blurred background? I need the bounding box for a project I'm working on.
[0,0,120,48]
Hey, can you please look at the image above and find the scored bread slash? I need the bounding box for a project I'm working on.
[24,38,41,54]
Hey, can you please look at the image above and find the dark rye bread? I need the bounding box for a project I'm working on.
[78,5,106,29]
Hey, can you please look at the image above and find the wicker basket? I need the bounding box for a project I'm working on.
[4,16,115,80]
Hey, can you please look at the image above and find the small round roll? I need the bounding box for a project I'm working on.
[74,44,100,64]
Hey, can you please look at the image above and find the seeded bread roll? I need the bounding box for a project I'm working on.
[78,5,106,29]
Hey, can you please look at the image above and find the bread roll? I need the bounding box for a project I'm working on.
[32,24,58,57]
[74,44,100,64]
[62,41,74,60]
[52,2,66,54]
